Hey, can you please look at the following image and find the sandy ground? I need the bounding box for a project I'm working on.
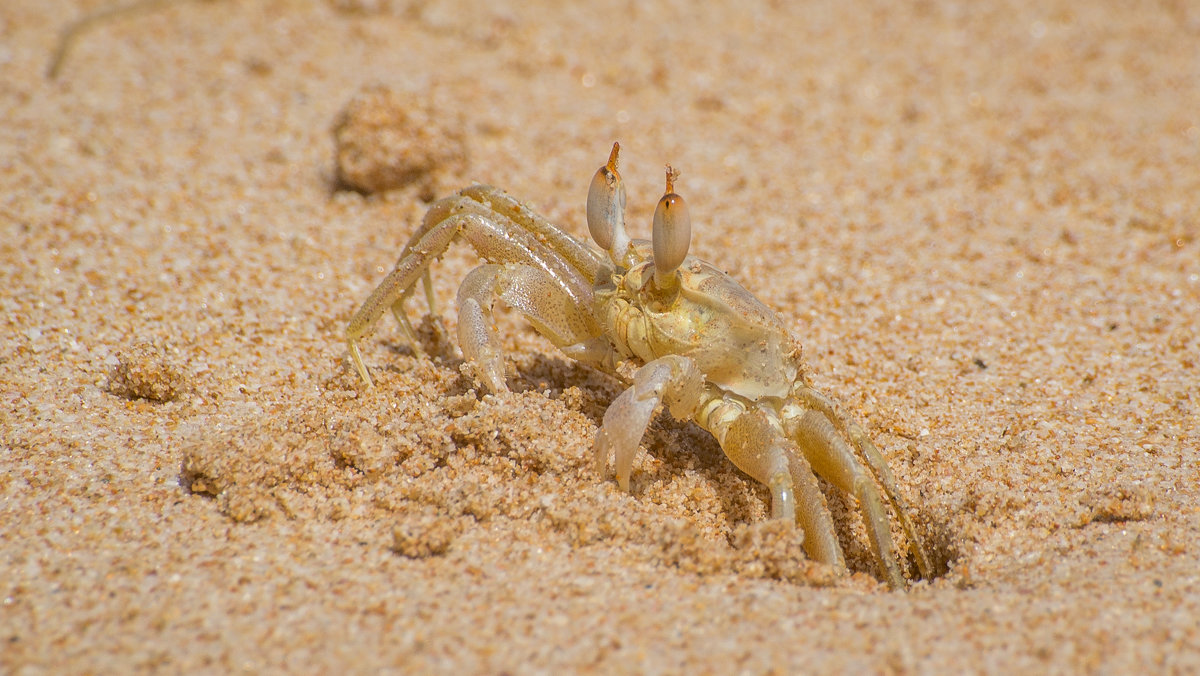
[3,0,1199,672]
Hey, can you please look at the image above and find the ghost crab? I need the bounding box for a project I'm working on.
[346,143,932,589]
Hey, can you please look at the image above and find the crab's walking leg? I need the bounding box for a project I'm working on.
[346,194,597,387]
[713,407,847,573]
[457,263,611,393]
[593,355,703,491]
[788,408,907,590]
[395,188,605,291]
[791,383,933,580]
[347,220,460,387]
[459,186,607,283]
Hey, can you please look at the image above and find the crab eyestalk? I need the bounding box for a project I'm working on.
[587,142,631,265]
[652,165,690,291]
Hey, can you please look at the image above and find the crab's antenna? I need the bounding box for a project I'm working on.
[652,164,690,290]
[587,142,630,264]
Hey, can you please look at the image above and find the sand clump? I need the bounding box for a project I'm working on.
[333,84,469,200]
[104,341,190,403]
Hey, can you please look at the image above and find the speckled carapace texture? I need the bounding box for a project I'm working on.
[3,0,1199,672]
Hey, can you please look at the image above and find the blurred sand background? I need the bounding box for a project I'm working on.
[3,0,1199,672]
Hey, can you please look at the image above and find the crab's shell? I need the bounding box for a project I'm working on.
[600,244,800,402]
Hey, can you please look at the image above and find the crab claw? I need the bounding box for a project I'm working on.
[587,142,631,264]
[652,165,690,290]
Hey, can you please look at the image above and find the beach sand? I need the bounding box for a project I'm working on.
[3,0,1198,671]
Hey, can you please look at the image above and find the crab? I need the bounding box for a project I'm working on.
[346,143,932,589]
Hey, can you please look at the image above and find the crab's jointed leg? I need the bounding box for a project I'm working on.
[456,263,614,393]
[457,185,608,285]
[346,187,602,388]
[784,402,906,590]
[593,356,852,576]
[787,382,934,581]
[711,405,847,573]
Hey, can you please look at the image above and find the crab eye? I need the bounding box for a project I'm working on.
[586,169,616,250]
[652,165,690,288]
[587,142,629,262]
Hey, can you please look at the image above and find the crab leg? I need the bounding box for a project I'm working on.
[394,187,604,287]
[456,263,612,393]
[458,186,607,283]
[789,383,934,580]
[787,407,907,590]
[346,195,597,387]
[593,358,851,576]
[714,406,847,572]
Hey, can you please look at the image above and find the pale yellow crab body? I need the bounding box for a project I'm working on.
[345,143,932,589]
[597,244,798,402]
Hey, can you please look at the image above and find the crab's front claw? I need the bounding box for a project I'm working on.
[593,355,704,491]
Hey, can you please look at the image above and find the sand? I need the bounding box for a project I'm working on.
[3,0,1199,672]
